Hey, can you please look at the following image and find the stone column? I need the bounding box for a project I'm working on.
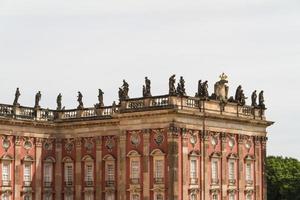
[35,138,43,200]
[167,125,179,200]
[117,133,127,200]
[238,135,245,199]
[75,138,82,200]
[254,137,261,200]
[143,129,150,200]
[182,130,189,200]
[221,133,227,200]
[55,139,63,200]
[95,136,102,199]
[14,136,22,200]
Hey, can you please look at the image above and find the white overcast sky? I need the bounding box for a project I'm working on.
[0,0,299,159]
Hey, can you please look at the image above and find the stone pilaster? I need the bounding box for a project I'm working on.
[167,125,179,200]
[238,135,245,199]
[75,138,82,200]
[14,136,22,200]
[143,129,150,200]
[182,130,189,200]
[55,139,62,200]
[35,138,43,200]
[261,137,267,200]
[221,133,227,200]
[254,137,261,200]
[117,133,127,200]
[202,131,210,200]
[95,136,102,199]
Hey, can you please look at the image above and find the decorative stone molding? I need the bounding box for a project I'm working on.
[130,131,141,148]
[84,138,94,153]
[105,136,115,152]
[75,137,82,147]
[2,136,11,151]
[35,138,43,147]
[153,130,164,146]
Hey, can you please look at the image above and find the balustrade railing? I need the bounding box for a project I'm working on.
[0,104,13,116]
[151,96,169,107]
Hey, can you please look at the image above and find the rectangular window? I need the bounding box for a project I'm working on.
[190,160,197,179]
[44,194,52,200]
[65,194,73,200]
[156,194,163,200]
[131,160,139,179]
[211,160,218,180]
[85,164,93,182]
[155,160,163,179]
[24,164,31,182]
[107,164,115,181]
[246,163,252,181]
[84,193,93,200]
[65,164,73,183]
[44,163,52,183]
[2,163,10,181]
[229,161,235,180]
[212,194,218,200]
[229,193,235,200]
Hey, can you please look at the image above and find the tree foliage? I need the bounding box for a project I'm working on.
[266,156,300,200]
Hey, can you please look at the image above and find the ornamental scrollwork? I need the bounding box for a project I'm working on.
[105,136,115,152]
[130,131,141,147]
[153,129,164,146]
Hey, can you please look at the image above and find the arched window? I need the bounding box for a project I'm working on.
[131,194,140,200]
[229,193,235,200]
[127,150,141,184]
[103,154,116,188]
[1,194,9,200]
[150,149,165,184]
[190,193,196,200]
[43,157,55,188]
[1,155,13,187]
[246,194,252,200]
[155,193,163,200]
[62,157,74,187]
[82,155,94,187]
[22,155,34,187]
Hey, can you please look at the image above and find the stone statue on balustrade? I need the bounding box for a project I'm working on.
[95,89,104,109]
[212,73,229,102]
[240,90,247,106]
[234,85,247,105]
[259,90,266,109]
[56,93,63,110]
[118,80,130,101]
[176,76,186,96]
[34,91,41,108]
[169,74,176,95]
[77,91,84,109]
[143,77,152,97]
[202,80,209,99]
[251,90,258,107]
[13,88,21,106]
[195,80,202,97]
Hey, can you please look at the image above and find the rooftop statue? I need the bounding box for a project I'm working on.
[259,90,266,109]
[213,73,229,101]
[143,77,152,97]
[176,76,186,96]
[251,90,258,107]
[240,89,247,106]
[169,74,176,95]
[77,91,84,109]
[202,80,209,99]
[34,91,42,108]
[56,93,62,110]
[119,80,130,101]
[235,85,242,102]
[95,89,104,108]
[195,80,202,97]
[13,88,21,106]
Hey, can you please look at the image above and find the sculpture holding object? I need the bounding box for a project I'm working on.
[118,80,129,101]
[13,88,21,106]
[176,76,186,96]
[169,74,176,95]
[56,93,63,110]
[143,77,152,97]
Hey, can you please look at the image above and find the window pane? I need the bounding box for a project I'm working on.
[246,163,252,181]
[44,163,52,182]
[229,161,235,180]
[190,160,197,178]
[211,160,218,180]
[65,164,73,182]
[24,164,31,181]
[2,163,10,181]
[85,164,93,181]
[107,164,115,181]
[155,160,163,178]
[131,161,139,179]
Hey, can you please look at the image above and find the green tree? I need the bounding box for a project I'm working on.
[266,156,300,200]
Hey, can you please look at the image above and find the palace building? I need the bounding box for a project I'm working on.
[0,74,273,200]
